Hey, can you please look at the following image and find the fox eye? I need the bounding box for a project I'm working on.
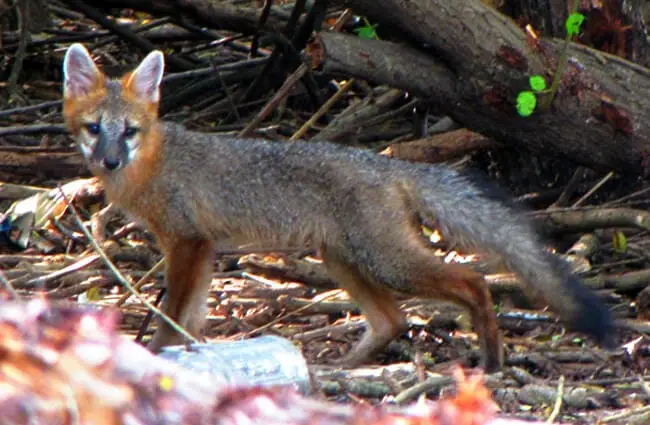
[85,123,101,135]
[124,126,139,138]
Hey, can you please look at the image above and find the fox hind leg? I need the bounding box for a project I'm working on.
[392,242,504,372]
[324,227,503,371]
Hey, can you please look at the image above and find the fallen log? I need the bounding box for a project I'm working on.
[315,0,650,174]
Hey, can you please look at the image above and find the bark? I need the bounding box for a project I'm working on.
[313,34,458,107]
[380,129,499,163]
[326,0,650,175]
[0,151,87,181]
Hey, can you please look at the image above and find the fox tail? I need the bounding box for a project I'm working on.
[409,165,615,348]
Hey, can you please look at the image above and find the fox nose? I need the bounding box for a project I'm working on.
[103,157,121,170]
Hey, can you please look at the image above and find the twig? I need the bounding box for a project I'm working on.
[241,271,285,287]
[115,258,165,307]
[62,0,194,70]
[237,287,344,338]
[290,79,355,140]
[47,275,110,299]
[394,375,455,405]
[57,184,197,344]
[0,100,62,118]
[601,405,650,423]
[0,123,67,136]
[136,287,166,344]
[572,171,615,207]
[604,186,650,207]
[7,0,29,103]
[250,0,273,58]
[0,269,19,299]
[330,9,354,32]
[546,375,565,423]
[293,321,366,342]
[548,166,586,208]
[24,254,100,287]
[215,66,242,122]
[162,57,269,83]
[92,17,173,49]
[238,62,309,138]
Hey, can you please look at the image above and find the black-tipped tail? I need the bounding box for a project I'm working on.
[554,263,616,349]
[410,164,616,348]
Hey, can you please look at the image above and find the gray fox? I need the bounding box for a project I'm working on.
[62,43,614,371]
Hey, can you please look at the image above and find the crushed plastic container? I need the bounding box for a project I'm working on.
[158,335,311,393]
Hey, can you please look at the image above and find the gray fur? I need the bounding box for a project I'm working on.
[64,44,615,367]
[150,124,614,346]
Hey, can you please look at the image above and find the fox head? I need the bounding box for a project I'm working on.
[62,44,164,174]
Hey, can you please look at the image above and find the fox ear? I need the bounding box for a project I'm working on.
[63,43,102,98]
[124,50,165,103]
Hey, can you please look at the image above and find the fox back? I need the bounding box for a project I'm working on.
[62,44,416,251]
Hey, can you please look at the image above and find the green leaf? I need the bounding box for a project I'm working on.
[354,23,379,39]
[85,286,102,301]
[566,12,585,36]
[516,91,537,117]
[612,230,628,253]
[529,75,546,92]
